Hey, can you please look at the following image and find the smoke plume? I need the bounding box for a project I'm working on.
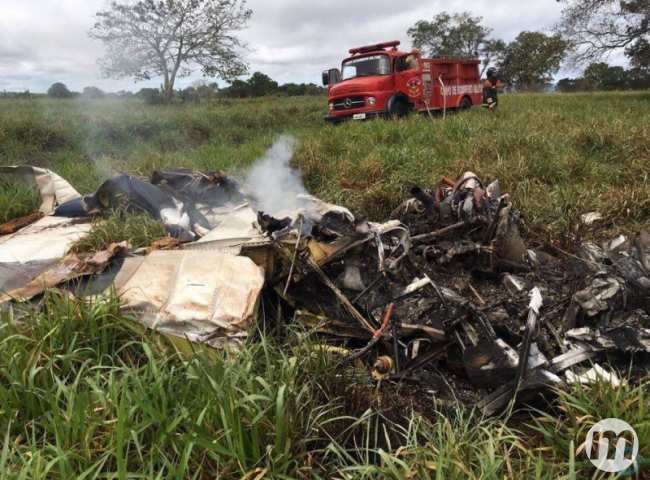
[244,135,309,216]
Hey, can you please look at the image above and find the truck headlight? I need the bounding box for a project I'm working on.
[328,102,334,111]
[366,97,376,106]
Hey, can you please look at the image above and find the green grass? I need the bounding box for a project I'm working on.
[71,210,168,253]
[1,93,649,478]
[294,92,650,242]
[1,293,647,478]
[0,180,39,223]
[1,93,648,240]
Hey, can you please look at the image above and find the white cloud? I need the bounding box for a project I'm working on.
[0,0,600,93]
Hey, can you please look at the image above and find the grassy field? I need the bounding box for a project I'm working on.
[1,92,649,238]
[1,92,649,478]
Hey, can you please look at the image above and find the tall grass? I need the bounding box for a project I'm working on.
[294,92,650,241]
[0,293,341,478]
[1,293,649,477]
[0,180,38,223]
[1,93,648,240]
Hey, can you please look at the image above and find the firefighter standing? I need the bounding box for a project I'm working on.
[482,67,499,112]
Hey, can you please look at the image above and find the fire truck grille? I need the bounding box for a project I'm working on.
[333,96,365,111]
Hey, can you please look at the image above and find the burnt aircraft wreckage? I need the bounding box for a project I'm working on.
[1,140,649,416]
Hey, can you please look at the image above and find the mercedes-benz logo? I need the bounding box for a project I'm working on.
[344,98,352,108]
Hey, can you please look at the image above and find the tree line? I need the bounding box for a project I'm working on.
[406,6,649,91]
[41,74,324,103]
[408,14,567,90]
[557,63,650,92]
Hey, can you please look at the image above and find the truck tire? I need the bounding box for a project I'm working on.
[459,96,472,110]
[387,95,411,118]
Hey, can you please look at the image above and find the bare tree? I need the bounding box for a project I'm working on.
[90,0,252,102]
[556,0,650,66]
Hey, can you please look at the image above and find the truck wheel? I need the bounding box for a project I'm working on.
[459,96,472,110]
[387,96,410,118]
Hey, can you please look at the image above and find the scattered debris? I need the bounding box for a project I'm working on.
[566,363,623,387]
[0,212,43,236]
[1,141,649,416]
[0,241,128,303]
[580,211,603,225]
[0,216,94,295]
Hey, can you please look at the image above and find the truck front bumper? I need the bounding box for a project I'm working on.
[325,110,386,124]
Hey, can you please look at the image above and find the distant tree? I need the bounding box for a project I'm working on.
[481,39,508,75]
[247,71,278,97]
[47,82,74,98]
[222,79,250,97]
[178,84,219,102]
[219,74,325,99]
[583,62,628,90]
[498,31,568,90]
[136,87,164,104]
[179,86,196,102]
[556,77,582,92]
[89,0,252,102]
[303,83,326,95]
[278,83,303,96]
[556,0,650,66]
[408,12,506,75]
[82,86,106,98]
[556,62,649,92]
[195,83,218,99]
[627,66,650,88]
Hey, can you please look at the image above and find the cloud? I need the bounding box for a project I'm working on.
[240,0,568,84]
[0,0,593,93]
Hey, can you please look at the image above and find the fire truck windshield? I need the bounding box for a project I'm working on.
[341,54,390,80]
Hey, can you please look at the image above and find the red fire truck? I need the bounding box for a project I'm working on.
[322,40,483,123]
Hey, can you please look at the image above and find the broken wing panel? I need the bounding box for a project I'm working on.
[115,250,265,348]
[0,242,128,303]
[0,217,92,264]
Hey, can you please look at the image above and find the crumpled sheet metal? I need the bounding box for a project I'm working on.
[566,363,622,387]
[0,242,128,303]
[295,194,355,224]
[113,250,265,348]
[572,275,625,317]
[564,232,650,327]
[193,204,269,249]
[0,216,92,264]
[0,165,81,214]
[0,212,93,301]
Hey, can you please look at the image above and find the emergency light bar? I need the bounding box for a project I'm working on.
[349,40,400,55]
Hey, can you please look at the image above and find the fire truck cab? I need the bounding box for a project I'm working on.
[322,40,482,123]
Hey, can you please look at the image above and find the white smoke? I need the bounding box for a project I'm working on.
[244,135,309,216]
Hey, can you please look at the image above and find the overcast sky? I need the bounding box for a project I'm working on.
[0,0,624,93]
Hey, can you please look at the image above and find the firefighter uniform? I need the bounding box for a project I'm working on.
[482,70,498,111]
